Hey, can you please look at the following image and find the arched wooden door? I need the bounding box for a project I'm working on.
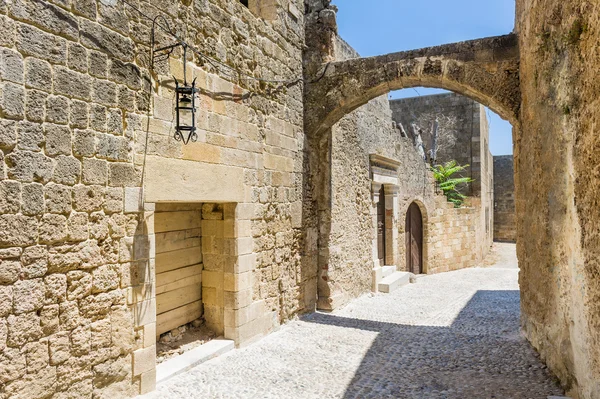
[405,202,423,274]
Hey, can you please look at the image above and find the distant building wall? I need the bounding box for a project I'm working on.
[389,93,494,261]
[493,155,516,242]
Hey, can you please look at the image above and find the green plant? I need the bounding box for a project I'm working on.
[431,160,474,208]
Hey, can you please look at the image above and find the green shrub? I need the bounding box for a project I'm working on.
[431,160,474,208]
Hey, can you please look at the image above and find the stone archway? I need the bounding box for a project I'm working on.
[305,34,521,139]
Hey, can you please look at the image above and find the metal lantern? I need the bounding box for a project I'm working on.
[173,45,198,144]
[174,76,198,144]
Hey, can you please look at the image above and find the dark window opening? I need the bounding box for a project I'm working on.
[240,0,249,7]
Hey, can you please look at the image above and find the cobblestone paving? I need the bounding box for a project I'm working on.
[142,244,564,399]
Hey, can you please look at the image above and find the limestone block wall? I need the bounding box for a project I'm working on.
[0,0,306,397]
[389,93,483,196]
[493,155,516,242]
[516,1,600,397]
[425,196,482,274]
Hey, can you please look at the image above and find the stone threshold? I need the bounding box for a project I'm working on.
[155,338,235,385]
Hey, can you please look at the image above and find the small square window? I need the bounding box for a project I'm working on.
[240,0,249,7]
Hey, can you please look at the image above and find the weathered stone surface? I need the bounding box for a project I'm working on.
[49,241,104,273]
[45,124,72,156]
[73,129,95,157]
[22,183,44,215]
[4,363,57,399]
[49,331,70,365]
[79,292,113,320]
[70,324,91,356]
[17,120,44,151]
[46,95,70,125]
[0,179,21,213]
[0,214,38,246]
[67,212,89,242]
[93,355,131,389]
[73,184,104,212]
[0,119,17,148]
[108,162,138,187]
[10,0,79,40]
[44,273,67,304]
[25,338,49,372]
[13,278,45,314]
[1,82,25,119]
[91,318,111,349]
[24,57,52,91]
[96,133,130,161]
[104,187,124,214]
[25,89,47,123]
[80,19,134,61]
[54,66,92,101]
[5,150,53,182]
[66,270,92,300]
[16,24,66,64]
[52,155,81,185]
[67,42,88,73]
[0,285,12,317]
[7,311,42,347]
[82,158,107,185]
[109,59,141,90]
[0,347,26,384]
[39,304,59,335]
[39,214,68,244]
[69,101,88,129]
[0,259,21,284]
[92,265,119,293]
[45,183,72,214]
[58,301,80,331]
[0,48,23,84]
[21,245,48,278]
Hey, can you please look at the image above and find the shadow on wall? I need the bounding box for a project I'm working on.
[304,290,564,398]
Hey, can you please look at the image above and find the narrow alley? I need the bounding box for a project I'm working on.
[141,244,563,399]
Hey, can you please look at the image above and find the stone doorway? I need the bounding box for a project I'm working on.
[405,202,423,274]
[153,203,236,364]
[376,185,386,266]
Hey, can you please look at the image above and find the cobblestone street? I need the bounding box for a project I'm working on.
[142,244,563,399]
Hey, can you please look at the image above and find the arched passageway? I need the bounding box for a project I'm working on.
[305,34,521,139]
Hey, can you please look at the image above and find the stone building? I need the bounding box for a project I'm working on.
[0,0,598,398]
[389,93,495,254]
[493,155,516,242]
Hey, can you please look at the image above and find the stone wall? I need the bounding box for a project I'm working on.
[390,93,494,270]
[0,0,306,396]
[493,155,516,242]
[318,35,438,308]
[516,1,600,397]
[426,196,480,274]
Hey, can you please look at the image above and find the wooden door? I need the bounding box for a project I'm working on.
[377,186,386,266]
[405,202,423,274]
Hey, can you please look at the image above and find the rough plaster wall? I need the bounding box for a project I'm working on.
[516,0,600,397]
[0,0,306,396]
[493,155,516,242]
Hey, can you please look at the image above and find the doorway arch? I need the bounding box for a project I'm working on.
[405,202,424,274]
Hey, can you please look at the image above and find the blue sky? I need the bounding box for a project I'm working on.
[332,0,515,155]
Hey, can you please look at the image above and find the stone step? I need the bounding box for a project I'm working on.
[378,271,411,293]
[156,338,235,385]
[381,265,396,278]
